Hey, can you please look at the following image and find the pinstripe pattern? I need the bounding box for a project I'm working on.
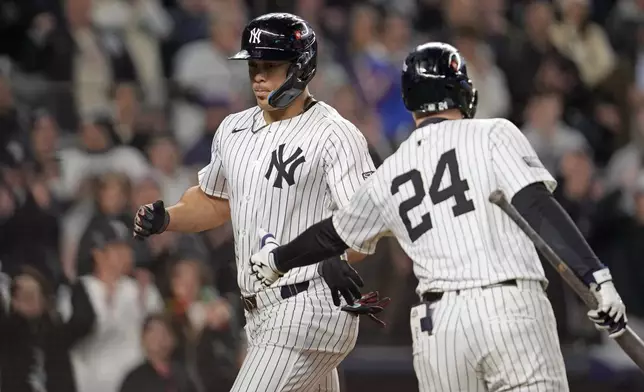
[410,281,567,391]
[232,278,358,392]
[333,118,556,293]
[331,118,568,390]
[197,101,372,391]
[198,102,374,296]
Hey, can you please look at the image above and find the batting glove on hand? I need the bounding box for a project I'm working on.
[586,268,627,338]
[318,257,364,307]
[249,229,285,289]
[342,291,391,328]
[133,200,169,239]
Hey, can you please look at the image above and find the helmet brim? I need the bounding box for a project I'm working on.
[228,48,299,62]
[228,50,251,60]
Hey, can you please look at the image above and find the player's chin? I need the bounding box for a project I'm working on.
[255,94,278,111]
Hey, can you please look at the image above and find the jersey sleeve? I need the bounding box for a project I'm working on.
[323,121,376,209]
[331,180,388,254]
[490,119,557,200]
[197,123,228,199]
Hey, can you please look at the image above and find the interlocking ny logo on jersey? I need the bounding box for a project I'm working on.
[249,28,261,44]
[265,144,306,189]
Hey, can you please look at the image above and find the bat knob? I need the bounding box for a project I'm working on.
[489,190,505,204]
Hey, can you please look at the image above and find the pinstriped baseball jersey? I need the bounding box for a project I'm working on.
[332,117,557,295]
[198,101,375,296]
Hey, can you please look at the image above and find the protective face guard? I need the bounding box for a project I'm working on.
[230,49,316,110]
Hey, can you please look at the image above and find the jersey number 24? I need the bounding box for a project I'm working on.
[391,149,475,242]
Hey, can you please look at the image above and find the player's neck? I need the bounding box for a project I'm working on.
[263,92,312,124]
[413,109,463,127]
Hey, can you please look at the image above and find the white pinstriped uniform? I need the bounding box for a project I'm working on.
[331,118,569,391]
[198,101,375,391]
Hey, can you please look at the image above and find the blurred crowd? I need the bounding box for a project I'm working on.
[1,0,644,390]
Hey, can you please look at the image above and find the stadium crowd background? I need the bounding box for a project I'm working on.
[1,0,644,391]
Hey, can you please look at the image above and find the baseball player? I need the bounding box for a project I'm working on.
[133,13,389,392]
[249,43,628,391]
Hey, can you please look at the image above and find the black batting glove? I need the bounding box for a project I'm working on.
[134,200,169,239]
[342,291,391,328]
[318,257,364,306]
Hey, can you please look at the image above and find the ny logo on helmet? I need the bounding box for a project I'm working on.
[265,144,306,189]
[249,28,261,44]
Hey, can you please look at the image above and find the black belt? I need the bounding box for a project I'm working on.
[242,281,310,312]
[422,279,517,304]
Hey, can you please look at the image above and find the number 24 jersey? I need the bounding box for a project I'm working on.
[332,118,557,295]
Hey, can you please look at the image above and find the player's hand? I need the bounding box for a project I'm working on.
[342,291,391,327]
[133,200,169,239]
[586,268,627,338]
[318,257,364,306]
[249,229,285,289]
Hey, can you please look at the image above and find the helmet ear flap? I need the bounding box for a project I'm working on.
[267,44,317,109]
[468,88,478,118]
[454,77,477,119]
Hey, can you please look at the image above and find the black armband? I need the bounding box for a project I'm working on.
[272,218,349,272]
[512,182,605,285]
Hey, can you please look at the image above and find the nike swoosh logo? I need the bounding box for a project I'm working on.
[232,128,247,133]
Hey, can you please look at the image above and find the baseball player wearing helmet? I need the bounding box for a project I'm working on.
[249,43,627,391]
[133,12,389,392]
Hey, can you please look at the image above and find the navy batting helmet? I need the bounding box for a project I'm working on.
[229,13,317,109]
[401,43,478,119]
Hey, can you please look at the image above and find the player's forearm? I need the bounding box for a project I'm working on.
[273,218,349,272]
[166,186,231,233]
[512,183,605,284]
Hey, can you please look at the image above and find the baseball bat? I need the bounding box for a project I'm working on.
[488,189,644,372]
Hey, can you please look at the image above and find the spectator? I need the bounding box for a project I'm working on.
[112,83,143,144]
[0,266,77,392]
[590,174,644,318]
[604,106,644,214]
[20,0,142,127]
[61,218,163,392]
[171,4,248,150]
[58,114,151,202]
[379,11,414,66]
[75,173,132,277]
[120,314,197,392]
[129,177,209,274]
[498,0,585,123]
[338,5,412,142]
[329,83,390,165]
[371,11,415,142]
[146,135,195,205]
[606,0,644,62]
[522,91,588,173]
[549,0,617,90]
[0,146,59,280]
[163,0,213,74]
[0,74,27,155]
[128,105,169,154]
[452,26,510,119]
[27,111,65,200]
[182,105,230,168]
[553,142,599,238]
[165,258,240,392]
[91,0,172,109]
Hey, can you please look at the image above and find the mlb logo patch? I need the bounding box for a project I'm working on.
[522,156,543,169]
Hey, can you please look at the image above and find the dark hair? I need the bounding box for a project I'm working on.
[10,265,54,303]
[142,313,173,335]
[167,256,214,291]
[10,265,59,325]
